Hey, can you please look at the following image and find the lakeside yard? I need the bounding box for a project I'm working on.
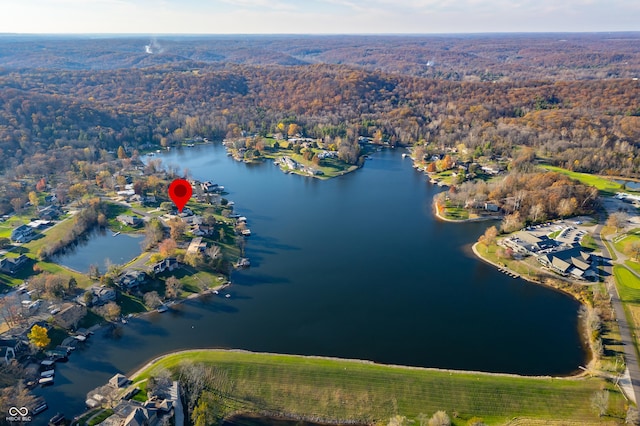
[539,165,632,197]
[131,350,626,425]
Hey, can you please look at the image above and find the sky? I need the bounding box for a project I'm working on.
[2,0,639,34]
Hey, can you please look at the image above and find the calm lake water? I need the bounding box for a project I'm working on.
[51,229,143,274]
[35,143,586,421]
[615,179,640,191]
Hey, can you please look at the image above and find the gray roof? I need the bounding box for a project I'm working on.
[551,257,571,273]
[516,232,542,245]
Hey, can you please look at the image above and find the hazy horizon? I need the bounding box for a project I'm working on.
[3,0,638,34]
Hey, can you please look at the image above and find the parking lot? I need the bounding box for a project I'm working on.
[523,216,598,249]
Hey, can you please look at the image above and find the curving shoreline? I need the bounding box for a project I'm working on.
[128,348,589,384]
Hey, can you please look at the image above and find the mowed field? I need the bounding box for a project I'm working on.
[539,166,630,197]
[132,350,625,425]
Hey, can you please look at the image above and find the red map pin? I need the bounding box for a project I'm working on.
[168,179,192,212]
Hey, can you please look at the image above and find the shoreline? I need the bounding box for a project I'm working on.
[432,198,502,223]
[127,348,590,384]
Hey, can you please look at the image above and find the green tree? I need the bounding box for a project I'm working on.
[28,325,50,349]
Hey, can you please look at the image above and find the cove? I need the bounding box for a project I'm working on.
[35,144,586,419]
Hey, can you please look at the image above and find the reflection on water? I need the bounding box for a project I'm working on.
[51,229,143,273]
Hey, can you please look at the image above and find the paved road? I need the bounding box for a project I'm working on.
[594,223,640,404]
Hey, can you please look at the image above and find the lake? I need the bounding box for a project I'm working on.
[51,229,143,274]
[34,143,586,421]
[615,179,640,191]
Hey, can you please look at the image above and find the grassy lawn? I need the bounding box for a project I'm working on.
[548,230,561,239]
[613,230,640,255]
[625,260,640,275]
[613,266,640,301]
[475,242,542,280]
[0,210,38,238]
[87,409,114,426]
[613,265,640,371]
[580,234,599,251]
[443,201,469,220]
[132,350,625,425]
[22,217,76,254]
[539,165,629,197]
[118,292,148,315]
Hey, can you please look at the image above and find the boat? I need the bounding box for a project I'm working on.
[121,318,128,324]
[31,399,48,415]
[40,370,55,378]
[40,359,55,368]
[225,294,231,298]
[402,153,408,158]
[241,229,251,236]
[73,335,86,342]
[235,258,250,268]
[39,377,54,386]
[49,412,65,425]
[213,290,219,295]
[112,231,121,237]
[157,304,168,313]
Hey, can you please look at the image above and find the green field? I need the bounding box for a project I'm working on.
[613,265,640,303]
[540,165,629,197]
[131,350,625,425]
[613,229,640,256]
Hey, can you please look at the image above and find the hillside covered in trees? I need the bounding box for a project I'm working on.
[0,34,639,213]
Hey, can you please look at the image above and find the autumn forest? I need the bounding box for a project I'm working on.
[0,34,639,214]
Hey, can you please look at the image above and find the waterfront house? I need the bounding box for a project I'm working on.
[117,215,143,227]
[37,205,62,220]
[192,224,214,237]
[151,258,178,275]
[88,285,117,306]
[0,338,26,364]
[0,254,28,275]
[187,237,207,255]
[53,303,87,329]
[109,373,130,389]
[119,270,147,291]
[10,225,34,243]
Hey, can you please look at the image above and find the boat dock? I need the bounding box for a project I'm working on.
[497,268,520,279]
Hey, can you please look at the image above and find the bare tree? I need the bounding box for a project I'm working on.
[626,406,640,425]
[624,241,640,262]
[147,367,173,398]
[143,291,162,309]
[165,276,182,300]
[177,361,215,417]
[591,390,609,417]
[387,415,409,426]
[428,411,451,426]
[607,212,628,233]
[99,302,121,321]
[529,203,545,223]
[478,226,498,246]
[206,244,221,261]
